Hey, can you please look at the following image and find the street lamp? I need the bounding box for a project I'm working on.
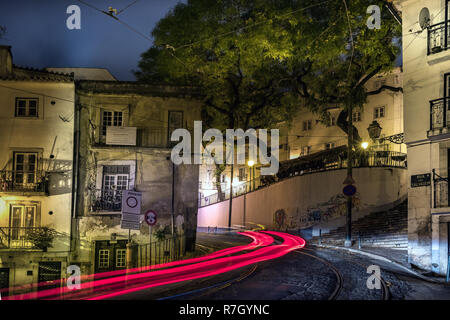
[367,120,382,142]
[361,141,369,150]
[247,160,255,191]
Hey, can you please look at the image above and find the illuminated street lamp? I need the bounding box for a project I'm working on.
[361,141,369,150]
[247,160,255,191]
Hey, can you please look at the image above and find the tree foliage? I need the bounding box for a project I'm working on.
[135,0,400,137]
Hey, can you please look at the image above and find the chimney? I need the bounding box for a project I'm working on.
[0,45,13,77]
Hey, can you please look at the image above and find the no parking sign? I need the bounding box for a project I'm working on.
[144,210,157,226]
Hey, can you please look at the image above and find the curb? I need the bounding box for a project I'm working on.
[313,244,446,284]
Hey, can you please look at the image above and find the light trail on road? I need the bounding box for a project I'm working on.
[4,231,305,300]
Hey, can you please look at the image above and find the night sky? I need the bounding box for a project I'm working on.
[0,0,183,81]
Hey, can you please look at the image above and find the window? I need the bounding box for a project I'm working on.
[168,111,184,142]
[13,152,38,184]
[15,98,38,117]
[352,111,362,122]
[98,250,110,268]
[302,146,311,156]
[374,106,385,119]
[116,249,126,268]
[238,168,246,181]
[327,116,336,127]
[102,111,123,136]
[10,204,38,241]
[325,142,336,150]
[302,120,312,131]
[102,165,130,191]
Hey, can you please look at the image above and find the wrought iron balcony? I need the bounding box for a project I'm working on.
[429,97,450,132]
[0,170,47,193]
[0,227,44,249]
[90,189,123,212]
[432,170,449,208]
[428,21,450,55]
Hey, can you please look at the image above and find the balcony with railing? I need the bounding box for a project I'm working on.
[428,21,450,55]
[90,189,123,213]
[92,126,193,149]
[0,170,48,194]
[429,97,450,136]
[0,227,44,249]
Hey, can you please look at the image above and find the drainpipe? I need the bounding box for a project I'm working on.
[70,85,81,260]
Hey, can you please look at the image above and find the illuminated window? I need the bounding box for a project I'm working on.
[374,106,385,119]
[116,249,126,268]
[15,98,38,117]
[99,250,110,268]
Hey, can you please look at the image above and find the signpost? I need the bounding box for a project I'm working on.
[144,210,157,245]
[411,173,431,188]
[121,190,142,232]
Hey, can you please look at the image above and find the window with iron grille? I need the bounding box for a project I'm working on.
[15,98,38,117]
[238,168,246,181]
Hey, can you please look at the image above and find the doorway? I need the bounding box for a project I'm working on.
[38,262,62,292]
[0,268,9,297]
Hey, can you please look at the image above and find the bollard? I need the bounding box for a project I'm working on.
[318,229,322,245]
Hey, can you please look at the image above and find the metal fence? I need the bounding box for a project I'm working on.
[90,189,123,212]
[0,170,47,193]
[137,235,185,268]
[0,227,43,249]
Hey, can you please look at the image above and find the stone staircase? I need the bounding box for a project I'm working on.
[310,200,408,249]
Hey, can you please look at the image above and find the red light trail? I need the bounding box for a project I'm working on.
[4,231,305,300]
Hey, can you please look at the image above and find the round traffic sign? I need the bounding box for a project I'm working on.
[144,210,157,226]
[126,196,138,208]
[343,184,357,197]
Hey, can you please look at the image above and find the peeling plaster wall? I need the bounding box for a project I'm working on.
[74,85,201,269]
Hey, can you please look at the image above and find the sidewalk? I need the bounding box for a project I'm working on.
[312,243,448,284]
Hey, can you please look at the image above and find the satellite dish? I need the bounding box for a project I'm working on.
[419,8,430,30]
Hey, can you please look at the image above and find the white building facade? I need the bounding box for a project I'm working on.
[399,0,450,274]
[0,46,75,292]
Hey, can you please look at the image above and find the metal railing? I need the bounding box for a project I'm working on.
[137,235,185,268]
[429,97,450,131]
[198,177,261,207]
[198,149,407,208]
[93,126,194,148]
[90,189,123,212]
[0,170,47,193]
[0,227,44,249]
[428,21,450,55]
[433,170,449,208]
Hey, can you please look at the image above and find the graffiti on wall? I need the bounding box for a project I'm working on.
[305,193,361,224]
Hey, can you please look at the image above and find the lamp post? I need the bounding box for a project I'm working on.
[247,160,255,192]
